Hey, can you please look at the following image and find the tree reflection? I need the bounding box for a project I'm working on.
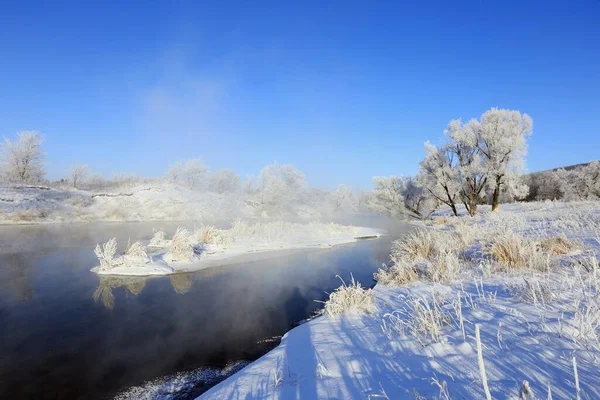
[169,272,195,294]
[93,276,148,309]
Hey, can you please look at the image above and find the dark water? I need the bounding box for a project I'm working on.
[0,220,408,400]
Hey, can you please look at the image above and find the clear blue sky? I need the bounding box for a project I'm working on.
[1,0,599,189]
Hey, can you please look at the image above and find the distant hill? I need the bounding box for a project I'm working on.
[530,160,597,175]
[524,160,599,201]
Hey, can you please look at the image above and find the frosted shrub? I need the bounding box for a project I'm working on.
[94,238,150,271]
[452,223,480,248]
[323,275,375,317]
[425,252,462,283]
[572,300,600,347]
[148,230,167,248]
[540,236,577,255]
[406,293,450,345]
[510,279,554,305]
[123,241,149,264]
[374,261,418,286]
[94,238,119,271]
[230,219,250,237]
[385,291,450,346]
[391,229,453,263]
[194,225,218,244]
[488,232,549,271]
[170,227,194,262]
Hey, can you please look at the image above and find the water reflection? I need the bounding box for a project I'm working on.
[169,272,195,294]
[92,276,148,309]
[0,253,34,303]
[93,271,197,309]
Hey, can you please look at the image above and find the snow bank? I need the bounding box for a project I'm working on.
[91,221,385,276]
[198,201,600,399]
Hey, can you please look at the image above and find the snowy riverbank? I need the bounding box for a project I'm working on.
[199,201,600,399]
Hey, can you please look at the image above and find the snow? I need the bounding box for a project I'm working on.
[197,201,600,399]
[0,180,369,224]
[92,223,386,277]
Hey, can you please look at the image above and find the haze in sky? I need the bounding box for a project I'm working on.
[1,0,598,189]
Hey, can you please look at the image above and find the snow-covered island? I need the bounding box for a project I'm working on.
[92,221,385,276]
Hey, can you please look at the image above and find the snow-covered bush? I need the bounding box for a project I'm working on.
[509,279,554,305]
[94,238,119,271]
[194,225,216,244]
[323,275,375,317]
[488,233,550,271]
[374,261,418,286]
[1,131,46,183]
[540,236,577,255]
[123,241,149,264]
[230,220,250,237]
[148,230,167,248]
[390,229,455,263]
[169,227,194,262]
[384,291,451,346]
[424,252,462,283]
[94,238,150,271]
[380,244,462,285]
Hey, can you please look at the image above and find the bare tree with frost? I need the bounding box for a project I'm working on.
[167,158,207,188]
[331,184,356,212]
[561,161,600,200]
[417,142,461,216]
[369,176,435,219]
[0,131,45,183]
[258,162,307,214]
[445,119,489,216]
[476,108,533,211]
[67,163,89,188]
[210,169,241,193]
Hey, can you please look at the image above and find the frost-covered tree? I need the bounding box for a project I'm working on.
[67,163,89,188]
[1,131,45,183]
[477,108,533,211]
[369,176,436,219]
[368,177,405,217]
[167,158,207,188]
[258,162,307,213]
[445,119,488,216]
[489,174,529,203]
[417,142,461,216]
[243,175,257,194]
[402,177,438,218]
[210,169,241,193]
[560,161,600,201]
[331,184,356,212]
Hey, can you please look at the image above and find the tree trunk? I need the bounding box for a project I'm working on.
[450,203,458,217]
[492,176,502,212]
[444,187,459,217]
[469,195,478,216]
[492,185,500,212]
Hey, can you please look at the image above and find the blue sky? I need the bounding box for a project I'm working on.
[1,1,599,189]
